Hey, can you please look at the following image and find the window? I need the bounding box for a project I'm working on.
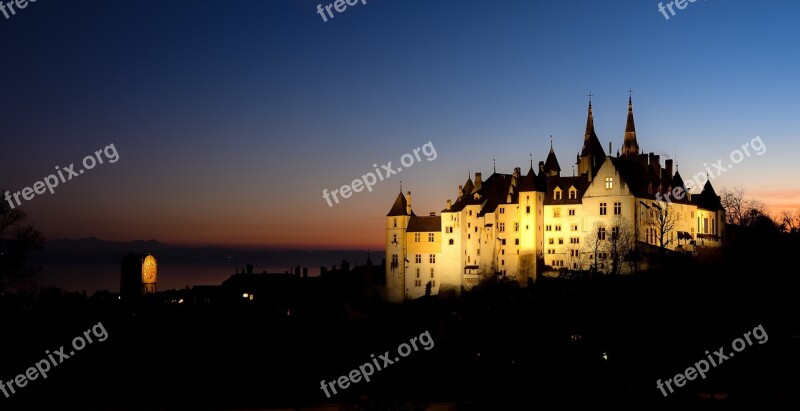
[514,222,519,232]
[569,188,577,199]
[415,280,421,287]
[469,210,473,216]
[448,238,454,245]
[600,202,607,216]
[502,249,505,255]
[612,226,619,239]
[501,239,506,245]
[571,224,578,231]
[515,239,519,245]
[558,238,564,245]
[549,238,554,245]
[429,254,436,264]
[393,218,397,228]
[428,233,434,242]
[414,233,421,242]
[554,208,561,218]
[546,225,552,231]
[570,237,580,244]
[415,254,421,264]
[569,209,575,216]
[431,280,435,287]
[392,254,398,264]
[430,268,435,278]
[416,268,420,278]
[555,190,562,200]
[526,206,531,214]
[499,207,505,214]
[605,177,613,190]
[501,259,505,266]
[393,234,397,243]
[614,202,621,215]
[446,227,453,233]
[570,249,580,257]
[555,225,562,232]
[499,223,505,232]
[598,227,606,240]
[547,249,555,254]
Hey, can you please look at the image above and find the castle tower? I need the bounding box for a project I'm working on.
[516,165,544,284]
[385,191,414,302]
[543,140,561,177]
[621,95,640,159]
[578,99,606,178]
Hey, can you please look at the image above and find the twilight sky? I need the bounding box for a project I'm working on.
[1,0,798,249]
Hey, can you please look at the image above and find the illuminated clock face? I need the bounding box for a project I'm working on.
[142,255,157,283]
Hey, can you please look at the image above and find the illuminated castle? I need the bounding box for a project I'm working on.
[384,97,725,302]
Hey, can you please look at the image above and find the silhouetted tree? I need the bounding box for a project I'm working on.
[720,187,769,227]
[608,215,634,275]
[648,201,678,251]
[0,193,45,293]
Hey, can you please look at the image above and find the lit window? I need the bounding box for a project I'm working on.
[554,208,561,218]
[605,177,613,190]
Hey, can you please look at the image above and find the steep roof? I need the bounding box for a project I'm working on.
[543,143,561,176]
[386,192,415,217]
[543,175,590,205]
[407,216,442,232]
[581,102,607,160]
[694,180,722,210]
[621,96,640,158]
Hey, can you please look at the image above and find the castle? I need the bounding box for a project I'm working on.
[384,97,725,302]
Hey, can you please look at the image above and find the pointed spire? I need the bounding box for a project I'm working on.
[621,90,640,159]
[544,136,561,177]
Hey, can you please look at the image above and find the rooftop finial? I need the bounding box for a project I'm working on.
[493,158,496,173]
[529,153,533,169]
[587,91,593,108]
[399,180,402,192]
[550,135,553,150]
[628,87,633,102]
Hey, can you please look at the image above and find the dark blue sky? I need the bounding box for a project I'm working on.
[1,0,798,248]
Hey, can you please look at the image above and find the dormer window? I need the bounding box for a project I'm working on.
[554,187,562,200]
[568,186,577,200]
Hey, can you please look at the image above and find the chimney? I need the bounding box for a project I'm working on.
[514,167,521,178]
[474,172,482,191]
[538,161,545,174]
[446,199,451,211]
[665,159,674,178]
[405,191,412,215]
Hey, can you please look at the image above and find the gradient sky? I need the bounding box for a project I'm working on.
[1,0,798,250]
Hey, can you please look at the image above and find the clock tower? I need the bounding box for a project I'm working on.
[142,254,157,294]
